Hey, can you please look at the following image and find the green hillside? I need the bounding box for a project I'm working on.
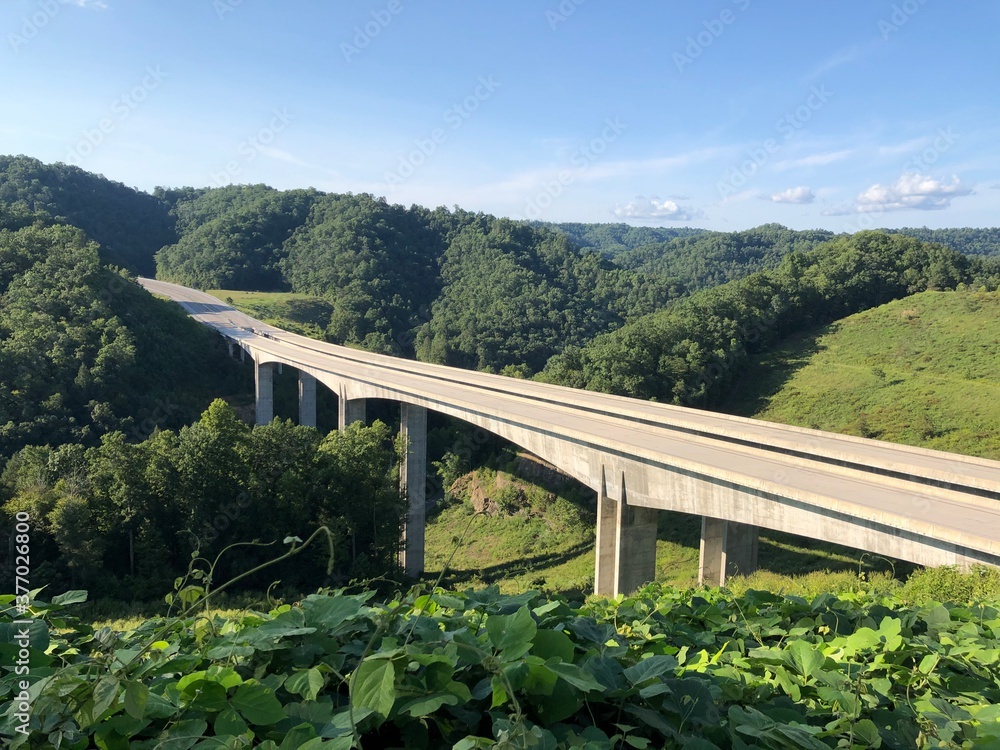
[724,289,1000,459]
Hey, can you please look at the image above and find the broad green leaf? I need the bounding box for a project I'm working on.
[286,668,325,701]
[302,594,364,630]
[143,691,180,720]
[185,681,230,713]
[214,708,249,736]
[51,590,88,606]
[840,627,881,655]
[232,682,286,725]
[486,606,537,654]
[918,653,940,674]
[662,678,719,725]
[176,671,209,694]
[531,628,574,662]
[853,719,882,746]
[278,723,318,750]
[399,692,459,717]
[123,681,149,720]
[203,666,243,690]
[624,655,679,686]
[923,605,952,636]
[351,659,396,720]
[319,705,374,738]
[816,686,860,717]
[533,683,581,723]
[206,643,254,659]
[786,639,824,679]
[156,719,208,750]
[490,675,508,708]
[76,675,120,727]
[549,661,606,693]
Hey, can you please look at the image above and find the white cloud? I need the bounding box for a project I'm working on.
[770,186,815,204]
[856,173,972,212]
[613,196,699,221]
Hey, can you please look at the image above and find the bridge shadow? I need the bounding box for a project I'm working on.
[720,331,825,417]
[652,512,914,581]
[430,541,595,590]
[756,530,916,578]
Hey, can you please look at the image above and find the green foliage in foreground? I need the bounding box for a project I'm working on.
[725,289,1000,460]
[4,580,1000,749]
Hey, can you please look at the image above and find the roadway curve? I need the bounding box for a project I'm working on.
[140,277,1000,575]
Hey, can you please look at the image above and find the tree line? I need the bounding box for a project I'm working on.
[1,400,405,599]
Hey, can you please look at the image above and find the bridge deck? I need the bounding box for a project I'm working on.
[140,278,1000,571]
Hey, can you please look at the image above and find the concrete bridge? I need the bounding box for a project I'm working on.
[140,278,1000,596]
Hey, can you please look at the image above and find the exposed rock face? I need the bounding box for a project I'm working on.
[446,452,583,517]
[511,453,574,490]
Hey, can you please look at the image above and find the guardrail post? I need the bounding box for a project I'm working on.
[255,361,274,425]
[298,372,317,428]
[699,518,759,586]
[399,403,427,577]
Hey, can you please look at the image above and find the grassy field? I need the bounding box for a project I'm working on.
[724,289,1000,459]
[423,462,907,597]
[207,288,333,337]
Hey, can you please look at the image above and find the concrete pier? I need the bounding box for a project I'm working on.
[298,372,317,428]
[595,471,658,596]
[399,403,427,577]
[338,398,366,430]
[699,518,759,586]
[255,361,274,425]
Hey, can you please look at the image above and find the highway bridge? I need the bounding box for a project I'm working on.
[140,278,1000,596]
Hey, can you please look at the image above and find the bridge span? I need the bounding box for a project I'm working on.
[140,278,1000,596]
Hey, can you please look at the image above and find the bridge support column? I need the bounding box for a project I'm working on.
[338,398,366,430]
[227,340,235,358]
[594,472,658,597]
[298,372,317,428]
[255,361,274,425]
[399,404,427,577]
[699,518,759,586]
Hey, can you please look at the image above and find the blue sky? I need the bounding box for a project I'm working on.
[4,0,999,230]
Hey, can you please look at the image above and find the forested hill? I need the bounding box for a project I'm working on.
[0,155,175,274]
[539,231,1000,406]
[0,209,243,461]
[610,223,838,294]
[887,226,1000,257]
[3,156,1000,402]
[540,222,706,257]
